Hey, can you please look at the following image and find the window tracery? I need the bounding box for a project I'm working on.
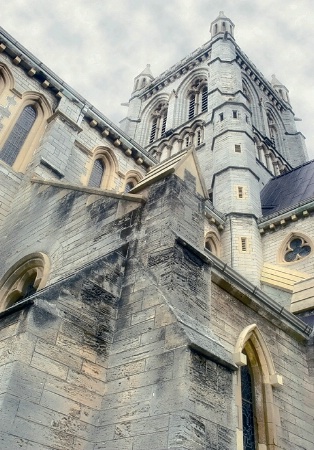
[0,252,50,312]
[234,324,282,450]
[284,236,311,263]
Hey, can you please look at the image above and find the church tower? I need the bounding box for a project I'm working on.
[121,12,308,284]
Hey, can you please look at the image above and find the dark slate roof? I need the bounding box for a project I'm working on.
[261,160,314,216]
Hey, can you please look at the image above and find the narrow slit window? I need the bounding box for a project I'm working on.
[241,237,247,252]
[235,144,241,153]
[238,186,244,198]
[233,110,238,119]
[219,113,224,121]
[197,129,202,146]
[185,135,190,148]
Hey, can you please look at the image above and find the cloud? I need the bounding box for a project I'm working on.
[1,0,313,156]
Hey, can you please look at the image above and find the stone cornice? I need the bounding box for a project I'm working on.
[235,45,291,113]
[258,198,314,233]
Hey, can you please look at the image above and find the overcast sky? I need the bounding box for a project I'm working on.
[1,0,313,158]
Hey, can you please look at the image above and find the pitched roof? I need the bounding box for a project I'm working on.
[130,147,208,198]
[261,160,314,216]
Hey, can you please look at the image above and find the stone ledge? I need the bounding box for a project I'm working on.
[30,177,146,203]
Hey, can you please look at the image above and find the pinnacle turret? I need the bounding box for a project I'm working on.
[210,11,234,39]
[271,74,290,104]
[132,64,154,92]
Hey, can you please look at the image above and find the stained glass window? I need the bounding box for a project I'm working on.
[88,158,105,188]
[0,105,37,166]
[241,364,256,450]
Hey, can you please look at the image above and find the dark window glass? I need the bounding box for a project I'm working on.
[0,105,37,166]
[124,181,134,193]
[241,364,256,450]
[188,94,195,120]
[202,86,208,112]
[88,159,105,188]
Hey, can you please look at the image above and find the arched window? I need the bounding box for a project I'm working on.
[234,325,282,450]
[204,232,220,256]
[186,78,208,121]
[0,252,50,312]
[0,105,37,166]
[88,158,105,188]
[148,102,168,144]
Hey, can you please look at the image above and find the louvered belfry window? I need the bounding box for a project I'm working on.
[149,117,158,144]
[188,94,196,120]
[161,112,167,137]
[0,105,37,166]
[88,158,105,188]
[201,85,208,112]
[241,364,256,450]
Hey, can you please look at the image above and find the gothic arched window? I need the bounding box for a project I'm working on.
[0,105,37,166]
[88,158,105,188]
[234,325,282,450]
[187,78,208,121]
[148,102,168,144]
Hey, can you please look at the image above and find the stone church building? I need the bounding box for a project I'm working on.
[0,11,313,450]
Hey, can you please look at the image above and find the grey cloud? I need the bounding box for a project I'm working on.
[1,0,313,156]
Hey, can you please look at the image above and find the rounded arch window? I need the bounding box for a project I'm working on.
[0,105,37,167]
[0,252,50,312]
[283,236,311,263]
[88,158,105,188]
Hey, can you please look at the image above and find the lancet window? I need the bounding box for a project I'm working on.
[148,102,168,144]
[0,105,37,166]
[187,78,208,120]
[88,158,105,188]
